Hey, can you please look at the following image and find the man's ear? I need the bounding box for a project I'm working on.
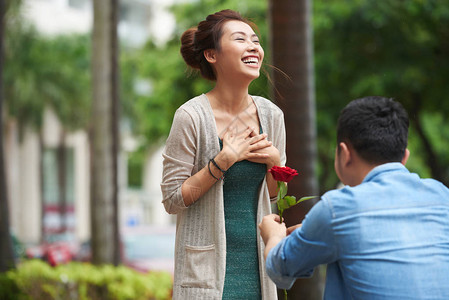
[339,142,352,166]
[401,148,410,165]
[204,49,216,63]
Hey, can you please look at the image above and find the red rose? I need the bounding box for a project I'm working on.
[268,166,298,183]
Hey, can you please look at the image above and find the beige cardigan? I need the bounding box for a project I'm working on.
[161,94,286,299]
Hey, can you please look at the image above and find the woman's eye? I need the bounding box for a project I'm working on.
[235,38,244,41]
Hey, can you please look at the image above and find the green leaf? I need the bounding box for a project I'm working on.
[284,195,297,207]
[296,196,318,204]
[277,195,318,218]
[277,198,289,211]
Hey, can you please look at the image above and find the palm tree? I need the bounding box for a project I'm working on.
[90,0,120,265]
[44,34,90,237]
[0,0,16,272]
[269,0,323,298]
[4,22,90,241]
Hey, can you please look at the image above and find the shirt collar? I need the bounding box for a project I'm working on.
[362,162,409,183]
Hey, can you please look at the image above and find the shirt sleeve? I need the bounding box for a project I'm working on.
[160,108,197,214]
[266,197,337,289]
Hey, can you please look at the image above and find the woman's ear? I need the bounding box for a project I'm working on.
[204,49,216,63]
[401,148,410,165]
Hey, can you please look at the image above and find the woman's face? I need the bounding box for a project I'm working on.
[212,20,264,82]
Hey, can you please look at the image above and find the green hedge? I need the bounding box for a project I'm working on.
[0,260,173,300]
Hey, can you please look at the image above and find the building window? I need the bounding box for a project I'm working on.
[42,147,75,237]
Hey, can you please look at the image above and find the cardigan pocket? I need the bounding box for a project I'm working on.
[181,244,216,289]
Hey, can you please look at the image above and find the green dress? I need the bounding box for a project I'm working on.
[220,138,266,300]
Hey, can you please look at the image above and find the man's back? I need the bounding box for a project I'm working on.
[323,162,449,299]
[261,97,449,300]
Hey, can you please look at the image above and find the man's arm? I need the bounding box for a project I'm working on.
[259,198,337,289]
[259,214,297,289]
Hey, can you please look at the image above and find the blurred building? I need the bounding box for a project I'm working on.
[23,0,175,46]
[5,0,176,246]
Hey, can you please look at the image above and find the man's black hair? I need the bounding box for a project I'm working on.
[337,96,409,164]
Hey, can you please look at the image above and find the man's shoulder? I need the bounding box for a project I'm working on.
[320,184,370,216]
[322,186,355,203]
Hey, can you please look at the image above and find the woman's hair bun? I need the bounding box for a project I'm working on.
[180,27,201,69]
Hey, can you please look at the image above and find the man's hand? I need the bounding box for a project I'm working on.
[259,214,287,260]
[287,223,302,236]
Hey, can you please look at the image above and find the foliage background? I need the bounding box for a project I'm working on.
[124,0,449,193]
[0,260,172,300]
[2,0,448,296]
[4,0,449,193]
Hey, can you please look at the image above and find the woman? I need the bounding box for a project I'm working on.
[161,9,286,299]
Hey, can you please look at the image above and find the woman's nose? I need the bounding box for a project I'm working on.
[247,43,257,51]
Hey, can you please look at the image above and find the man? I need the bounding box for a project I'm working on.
[259,96,449,299]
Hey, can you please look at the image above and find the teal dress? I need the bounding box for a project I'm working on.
[219,137,266,300]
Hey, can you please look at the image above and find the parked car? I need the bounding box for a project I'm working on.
[25,232,80,266]
[73,225,176,274]
[25,225,176,273]
[121,225,176,275]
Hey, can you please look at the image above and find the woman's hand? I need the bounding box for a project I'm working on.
[221,126,271,166]
[248,144,280,168]
[246,129,281,168]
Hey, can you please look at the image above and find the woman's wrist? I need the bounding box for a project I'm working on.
[214,151,236,171]
[267,156,281,170]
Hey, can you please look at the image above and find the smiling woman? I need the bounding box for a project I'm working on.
[203,20,264,88]
[161,9,286,300]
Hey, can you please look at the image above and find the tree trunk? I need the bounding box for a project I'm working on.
[110,0,120,266]
[90,0,120,265]
[39,132,44,243]
[0,0,16,272]
[269,0,323,298]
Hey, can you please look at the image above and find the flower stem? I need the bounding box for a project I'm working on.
[284,288,288,300]
[277,181,283,223]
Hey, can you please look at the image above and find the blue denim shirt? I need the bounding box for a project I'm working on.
[266,163,449,299]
